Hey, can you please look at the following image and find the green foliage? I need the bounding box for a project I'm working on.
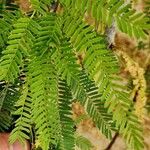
[0,17,37,83]
[60,0,149,38]
[0,0,149,150]
[34,14,61,53]
[0,111,12,131]
[9,83,31,144]
[0,0,18,13]
[62,10,143,148]
[0,11,21,53]
[30,0,55,15]
[78,71,116,139]
[58,80,75,150]
[52,38,115,138]
[51,38,80,84]
[0,82,18,131]
[28,55,61,149]
[75,135,94,150]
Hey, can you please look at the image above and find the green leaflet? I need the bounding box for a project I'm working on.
[78,71,116,139]
[62,12,144,149]
[0,112,12,131]
[52,38,116,138]
[9,83,31,144]
[0,83,18,131]
[63,13,96,52]
[0,11,21,53]
[30,0,55,15]
[51,38,80,85]
[0,17,38,83]
[0,0,18,12]
[34,14,62,54]
[28,55,61,150]
[60,0,149,39]
[75,135,94,150]
[58,79,75,150]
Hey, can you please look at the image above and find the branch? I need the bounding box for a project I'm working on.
[105,133,119,150]
[52,0,59,12]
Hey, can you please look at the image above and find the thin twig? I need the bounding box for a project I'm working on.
[105,132,119,150]
[0,83,9,111]
[53,0,59,13]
